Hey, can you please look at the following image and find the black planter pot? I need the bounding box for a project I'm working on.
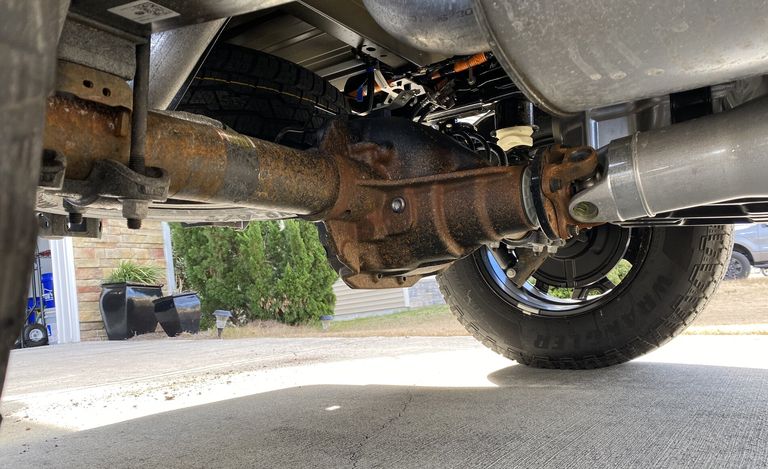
[99,282,163,340]
[153,292,202,337]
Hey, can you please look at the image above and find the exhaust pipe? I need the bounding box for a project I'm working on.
[569,96,768,223]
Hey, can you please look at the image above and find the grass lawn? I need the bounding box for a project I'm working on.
[180,277,768,340]
[192,305,468,339]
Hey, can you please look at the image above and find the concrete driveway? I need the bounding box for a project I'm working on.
[1,336,767,468]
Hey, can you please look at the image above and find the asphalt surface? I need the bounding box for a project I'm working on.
[1,336,767,468]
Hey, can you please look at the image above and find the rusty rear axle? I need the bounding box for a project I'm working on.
[44,94,340,216]
[40,89,598,287]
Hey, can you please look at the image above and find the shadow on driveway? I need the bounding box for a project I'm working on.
[3,361,766,468]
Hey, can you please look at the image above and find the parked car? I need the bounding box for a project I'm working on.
[726,224,768,280]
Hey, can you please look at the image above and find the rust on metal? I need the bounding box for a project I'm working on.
[43,94,339,216]
[55,60,133,110]
[538,145,601,239]
[42,94,538,289]
[316,120,535,289]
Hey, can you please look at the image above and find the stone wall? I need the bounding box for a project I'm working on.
[72,220,168,340]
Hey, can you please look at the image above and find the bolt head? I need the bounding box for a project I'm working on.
[391,197,406,213]
[572,201,599,221]
[505,268,517,279]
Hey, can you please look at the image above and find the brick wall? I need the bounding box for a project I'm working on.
[72,220,168,340]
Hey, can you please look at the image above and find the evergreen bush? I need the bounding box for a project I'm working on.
[171,220,337,328]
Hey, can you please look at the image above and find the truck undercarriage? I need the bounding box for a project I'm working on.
[2,0,768,385]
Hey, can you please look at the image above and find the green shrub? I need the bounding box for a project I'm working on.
[544,259,632,299]
[607,259,632,285]
[107,261,163,285]
[171,220,337,327]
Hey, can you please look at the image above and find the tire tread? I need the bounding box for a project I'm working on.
[438,225,733,369]
[177,44,348,148]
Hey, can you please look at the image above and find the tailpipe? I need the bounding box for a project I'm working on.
[569,96,768,223]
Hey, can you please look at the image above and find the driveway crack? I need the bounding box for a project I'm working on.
[349,389,414,468]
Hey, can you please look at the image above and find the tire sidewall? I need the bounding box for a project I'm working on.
[439,226,731,364]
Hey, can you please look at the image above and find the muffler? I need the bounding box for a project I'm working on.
[361,0,487,56]
[364,0,768,115]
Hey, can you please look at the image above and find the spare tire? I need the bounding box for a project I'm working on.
[176,43,348,148]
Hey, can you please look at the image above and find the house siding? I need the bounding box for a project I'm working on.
[405,277,446,308]
[332,276,446,319]
[332,279,407,318]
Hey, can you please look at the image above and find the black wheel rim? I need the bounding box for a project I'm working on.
[480,225,652,317]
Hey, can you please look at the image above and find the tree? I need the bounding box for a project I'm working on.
[171,220,337,327]
[236,222,273,320]
[172,226,250,327]
[299,221,337,320]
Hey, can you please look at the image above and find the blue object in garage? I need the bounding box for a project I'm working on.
[26,272,55,316]
[41,272,55,308]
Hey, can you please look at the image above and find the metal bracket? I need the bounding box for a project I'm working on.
[39,150,67,190]
[55,60,133,110]
[61,159,170,225]
[37,212,102,239]
[63,159,169,201]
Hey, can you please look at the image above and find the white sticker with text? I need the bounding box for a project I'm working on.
[108,1,180,24]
